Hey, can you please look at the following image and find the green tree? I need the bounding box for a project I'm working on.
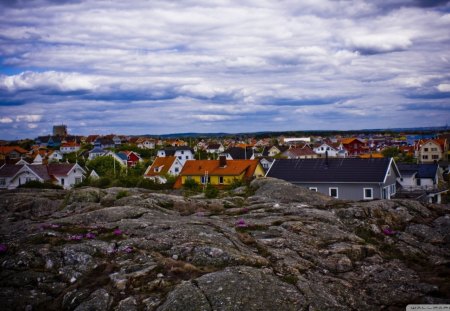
[87,156,123,177]
[381,147,399,158]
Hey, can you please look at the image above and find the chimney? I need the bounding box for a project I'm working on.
[219,156,227,168]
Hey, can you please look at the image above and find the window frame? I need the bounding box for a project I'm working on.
[363,187,373,200]
[309,187,318,192]
[329,187,338,198]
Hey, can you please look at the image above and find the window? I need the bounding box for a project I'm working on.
[431,148,437,152]
[201,176,211,184]
[416,178,421,186]
[174,167,179,173]
[186,156,189,159]
[26,177,33,183]
[422,155,428,160]
[390,184,396,195]
[363,188,373,200]
[0,178,5,186]
[181,151,184,155]
[178,156,182,160]
[219,176,224,184]
[75,177,82,184]
[61,178,65,185]
[309,187,318,192]
[329,187,338,198]
[424,148,428,152]
[432,155,439,160]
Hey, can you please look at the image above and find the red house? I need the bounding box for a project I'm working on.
[341,138,368,156]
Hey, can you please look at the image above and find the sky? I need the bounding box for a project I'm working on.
[0,0,450,140]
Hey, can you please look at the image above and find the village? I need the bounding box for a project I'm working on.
[1,124,449,204]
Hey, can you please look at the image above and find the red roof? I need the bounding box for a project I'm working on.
[144,156,176,177]
[0,146,28,155]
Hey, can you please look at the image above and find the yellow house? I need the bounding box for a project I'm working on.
[174,158,265,189]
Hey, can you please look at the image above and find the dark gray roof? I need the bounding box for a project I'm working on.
[397,163,438,179]
[0,164,22,177]
[267,158,394,183]
[163,147,194,156]
[223,147,254,160]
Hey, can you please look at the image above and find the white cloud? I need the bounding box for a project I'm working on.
[0,0,449,138]
[0,117,13,123]
[15,114,42,122]
[437,83,450,92]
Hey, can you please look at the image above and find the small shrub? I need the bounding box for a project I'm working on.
[116,190,129,200]
[204,184,219,198]
[184,178,200,191]
[19,180,63,189]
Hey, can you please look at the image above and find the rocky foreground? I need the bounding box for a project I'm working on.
[0,178,449,311]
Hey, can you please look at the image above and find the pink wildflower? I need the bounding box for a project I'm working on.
[113,229,123,236]
[68,234,83,241]
[0,243,7,254]
[235,219,248,228]
[123,246,133,253]
[85,232,96,239]
[382,228,396,236]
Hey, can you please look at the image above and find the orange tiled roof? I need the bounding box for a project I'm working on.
[144,156,176,177]
[0,146,28,155]
[180,159,259,178]
[358,153,384,158]
[341,138,358,145]
[61,141,80,147]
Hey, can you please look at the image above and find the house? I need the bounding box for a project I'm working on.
[415,138,448,163]
[144,156,183,183]
[396,163,447,203]
[137,138,156,150]
[174,157,265,189]
[282,147,318,159]
[88,146,107,160]
[47,150,64,162]
[105,151,128,167]
[157,147,195,165]
[85,135,99,144]
[120,151,143,167]
[206,143,225,154]
[0,146,28,160]
[262,145,290,157]
[0,163,85,189]
[94,137,115,149]
[220,147,256,160]
[266,158,400,200]
[259,157,274,172]
[313,143,346,158]
[60,141,81,154]
[341,138,368,156]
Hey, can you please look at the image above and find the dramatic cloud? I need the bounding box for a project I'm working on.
[0,0,449,139]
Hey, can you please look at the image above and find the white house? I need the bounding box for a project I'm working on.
[88,147,107,160]
[396,163,446,203]
[48,150,64,162]
[157,147,195,165]
[137,139,156,149]
[0,163,85,189]
[313,143,345,158]
[206,143,225,154]
[60,142,81,154]
[144,156,183,183]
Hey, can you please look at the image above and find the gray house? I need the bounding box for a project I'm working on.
[266,158,400,200]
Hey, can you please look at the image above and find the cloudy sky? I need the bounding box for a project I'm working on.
[1,0,450,139]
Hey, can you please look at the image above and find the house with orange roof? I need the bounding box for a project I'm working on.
[0,146,28,160]
[174,157,264,189]
[341,138,368,156]
[415,138,448,163]
[144,156,183,183]
[358,153,384,159]
[60,141,81,154]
